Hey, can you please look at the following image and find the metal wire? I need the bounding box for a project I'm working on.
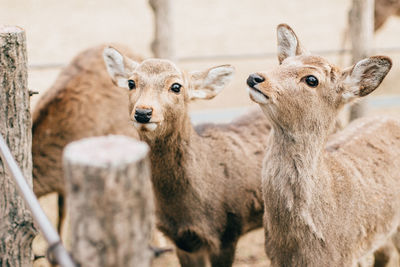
[0,134,76,267]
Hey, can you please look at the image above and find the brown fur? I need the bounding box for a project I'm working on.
[248,24,400,267]
[32,44,140,197]
[103,50,270,267]
[375,0,400,31]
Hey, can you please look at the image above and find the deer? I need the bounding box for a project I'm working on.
[102,47,271,267]
[32,44,140,234]
[247,23,400,267]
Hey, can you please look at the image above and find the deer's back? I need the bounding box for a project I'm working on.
[32,44,141,196]
[322,116,400,257]
[326,116,400,186]
[193,108,271,233]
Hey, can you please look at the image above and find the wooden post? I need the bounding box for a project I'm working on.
[63,135,154,267]
[349,0,374,121]
[149,0,176,60]
[0,26,36,266]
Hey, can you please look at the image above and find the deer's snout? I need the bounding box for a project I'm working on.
[134,108,153,123]
[247,74,265,88]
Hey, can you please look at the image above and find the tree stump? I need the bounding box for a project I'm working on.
[63,135,154,267]
[349,0,374,121]
[149,0,176,60]
[0,26,36,267]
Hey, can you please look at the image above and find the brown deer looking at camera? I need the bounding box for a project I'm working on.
[32,44,140,232]
[103,48,270,267]
[247,24,400,267]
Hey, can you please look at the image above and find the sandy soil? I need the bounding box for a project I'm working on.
[1,1,399,266]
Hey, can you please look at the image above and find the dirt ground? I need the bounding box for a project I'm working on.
[31,193,269,267]
[1,0,399,266]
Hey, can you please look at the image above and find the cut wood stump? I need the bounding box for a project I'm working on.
[63,135,154,267]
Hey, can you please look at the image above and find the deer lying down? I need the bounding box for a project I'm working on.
[103,48,270,267]
[32,44,140,230]
[247,24,400,267]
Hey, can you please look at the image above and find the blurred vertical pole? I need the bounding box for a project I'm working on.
[148,0,174,247]
[149,0,176,60]
[0,26,36,267]
[349,0,374,121]
[64,136,154,267]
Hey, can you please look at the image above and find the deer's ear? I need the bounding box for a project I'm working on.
[340,56,392,102]
[103,47,139,89]
[188,65,235,100]
[277,24,306,64]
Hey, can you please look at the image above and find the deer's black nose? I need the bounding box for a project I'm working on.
[134,108,152,123]
[247,74,265,88]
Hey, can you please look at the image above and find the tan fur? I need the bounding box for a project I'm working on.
[32,44,140,197]
[103,49,270,267]
[248,24,400,267]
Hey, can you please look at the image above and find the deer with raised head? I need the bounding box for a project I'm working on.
[32,44,140,232]
[247,24,400,267]
[103,48,270,267]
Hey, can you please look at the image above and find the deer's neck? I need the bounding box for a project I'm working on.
[143,115,197,200]
[264,127,328,212]
[264,127,331,241]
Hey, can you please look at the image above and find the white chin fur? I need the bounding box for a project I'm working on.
[133,122,158,132]
[247,87,269,104]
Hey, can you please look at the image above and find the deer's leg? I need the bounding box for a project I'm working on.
[373,239,399,267]
[176,249,210,267]
[357,253,374,267]
[209,241,237,267]
[57,194,65,234]
[392,230,400,253]
[48,194,67,267]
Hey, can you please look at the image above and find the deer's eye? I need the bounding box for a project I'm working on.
[170,83,181,93]
[128,79,136,90]
[303,75,319,88]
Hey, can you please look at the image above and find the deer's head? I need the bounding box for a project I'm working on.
[103,47,234,139]
[247,24,392,135]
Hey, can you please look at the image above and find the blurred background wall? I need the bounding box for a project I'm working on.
[1,0,399,116]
